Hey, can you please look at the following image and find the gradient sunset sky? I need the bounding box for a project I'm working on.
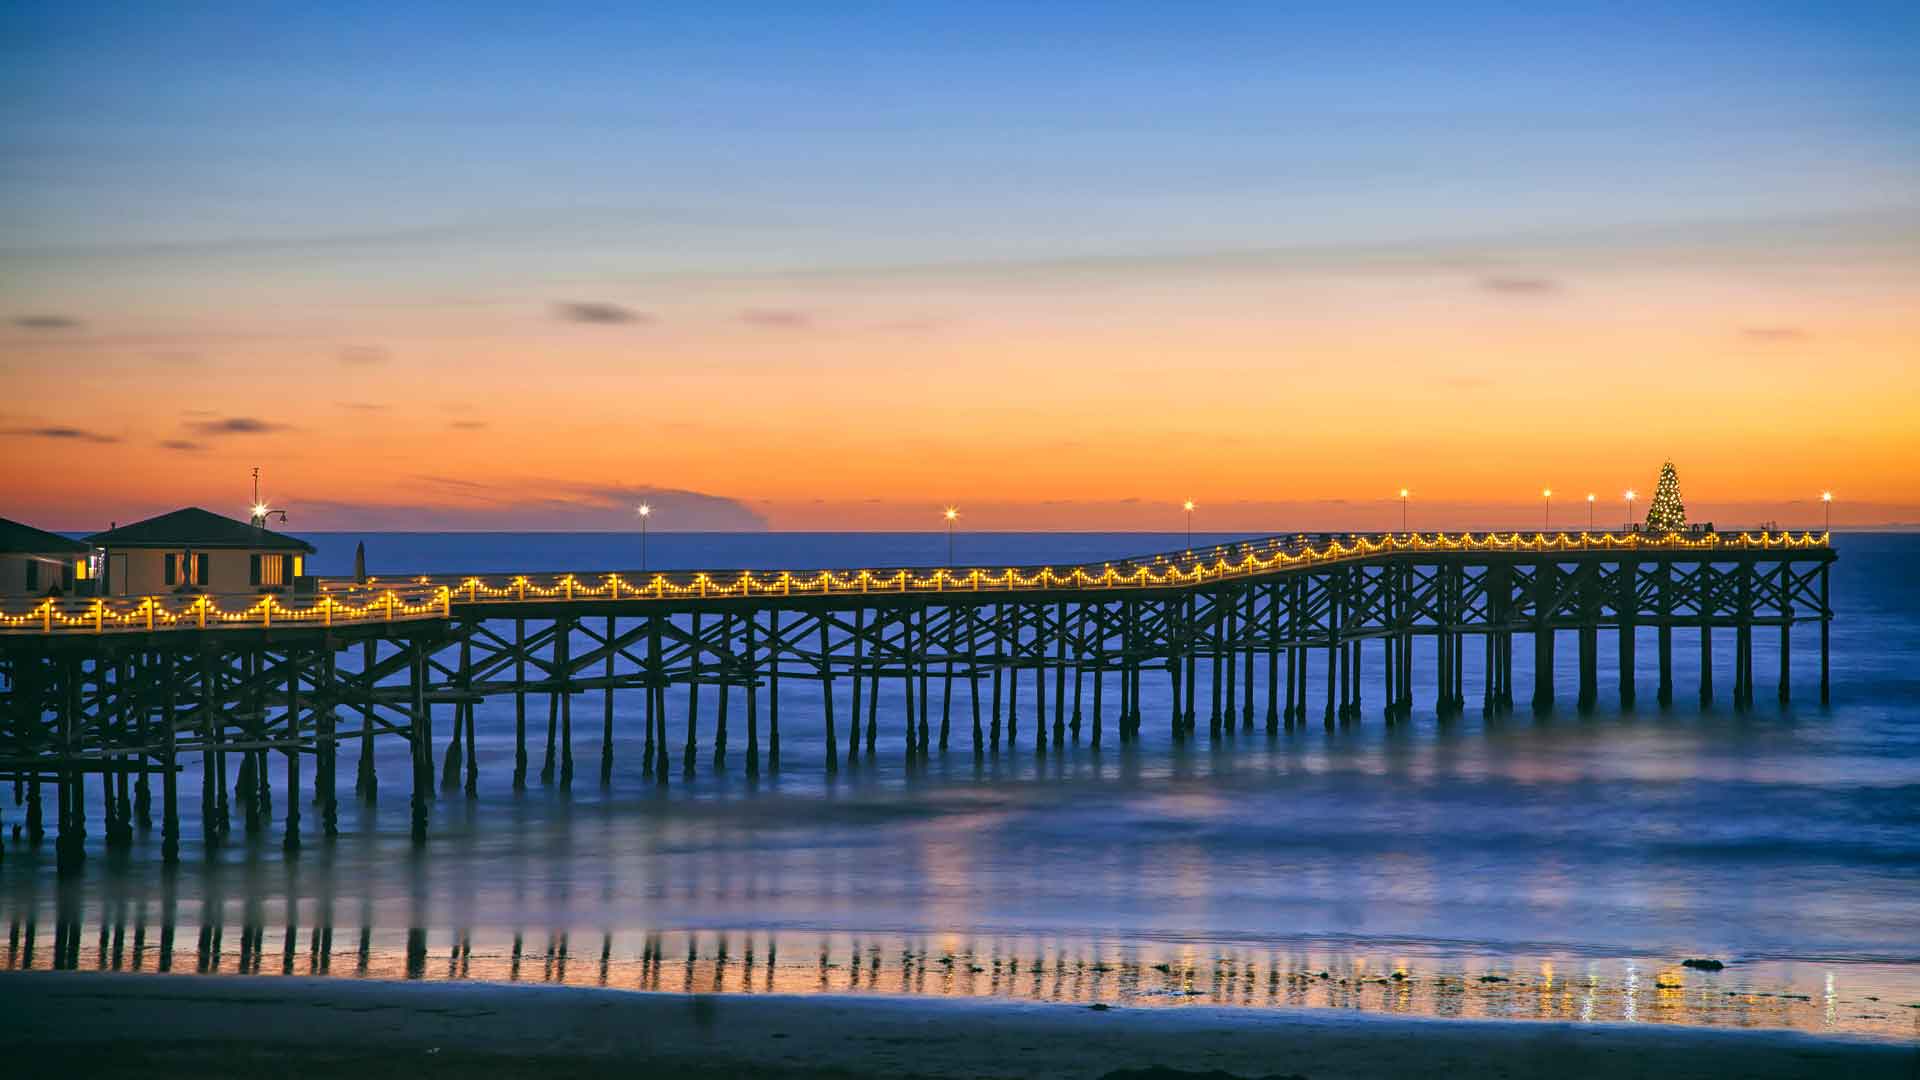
[3,3,1916,531]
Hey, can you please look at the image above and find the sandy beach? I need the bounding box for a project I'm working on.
[2,971,1912,1079]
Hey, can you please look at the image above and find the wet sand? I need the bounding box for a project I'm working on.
[3,971,1913,1079]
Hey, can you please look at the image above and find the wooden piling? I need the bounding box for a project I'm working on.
[559,619,575,787]
[514,618,528,789]
[820,617,837,775]
[283,647,302,853]
[161,650,180,862]
[1532,561,1554,714]
[714,615,731,771]
[967,604,984,755]
[409,641,428,845]
[684,612,701,778]
[321,647,338,837]
[603,615,617,784]
[849,608,865,764]
[1819,564,1830,705]
[767,610,781,769]
[745,614,760,775]
[1699,624,1713,707]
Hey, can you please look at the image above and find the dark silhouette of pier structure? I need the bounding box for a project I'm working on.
[0,530,1834,872]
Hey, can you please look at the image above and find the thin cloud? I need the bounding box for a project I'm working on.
[1742,326,1809,342]
[556,301,650,325]
[338,345,390,366]
[337,401,388,411]
[159,439,206,452]
[11,314,81,330]
[869,317,944,334]
[740,308,812,330]
[3,425,118,443]
[187,416,290,435]
[1479,276,1561,295]
[450,420,489,430]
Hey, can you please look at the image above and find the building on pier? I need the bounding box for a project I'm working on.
[0,517,91,597]
[83,507,315,597]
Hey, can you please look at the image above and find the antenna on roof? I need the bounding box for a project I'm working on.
[250,466,287,528]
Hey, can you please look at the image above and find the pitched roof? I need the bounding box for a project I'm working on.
[0,516,90,554]
[85,507,315,552]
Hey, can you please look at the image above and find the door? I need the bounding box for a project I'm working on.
[109,553,129,596]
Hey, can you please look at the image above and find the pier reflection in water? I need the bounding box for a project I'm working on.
[7,905,1902,1039]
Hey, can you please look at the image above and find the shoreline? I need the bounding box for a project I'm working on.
[3,971,1913,1079]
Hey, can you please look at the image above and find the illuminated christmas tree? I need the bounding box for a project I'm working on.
[1644,461,1687,533]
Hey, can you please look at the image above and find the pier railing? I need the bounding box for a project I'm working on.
[0,529,1830,636]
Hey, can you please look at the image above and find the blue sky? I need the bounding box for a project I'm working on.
[5,2,1914,269]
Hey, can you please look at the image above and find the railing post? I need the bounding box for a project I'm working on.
[440,586,451,618]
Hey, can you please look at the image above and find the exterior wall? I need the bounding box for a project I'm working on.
[0,553,85,597]
[99,549,306,597]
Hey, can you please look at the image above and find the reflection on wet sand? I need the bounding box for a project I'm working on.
[7,905,1915,1041]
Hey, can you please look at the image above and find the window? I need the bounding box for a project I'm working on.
[25,559,39,591]
[257,553,286,586]
[195,553,208,585]
[165,553,178,585]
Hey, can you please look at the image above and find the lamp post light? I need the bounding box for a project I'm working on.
[1821,491,1833,534]
[1399,488,1410,534]
[637,503,651,571]
[1183,499,1196,552]
[1542,489,1552,532]
[944,506,959,565]
[1586,493,1596,532]
[1624,489,1636,532]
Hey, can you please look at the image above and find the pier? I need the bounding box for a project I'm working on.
[0,530,1834,871]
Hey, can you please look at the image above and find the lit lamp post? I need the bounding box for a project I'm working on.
[1624,489,1636,532]
[943,506,959,565]
[1183,499,1196,551]
[1541,488,1552,532]
[637,503,651,571]
[1821,491,1832,534]
[1399,488,1410,534]
[1586,493,1596,532]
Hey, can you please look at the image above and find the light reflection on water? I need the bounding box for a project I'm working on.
[8,915,1912,1039]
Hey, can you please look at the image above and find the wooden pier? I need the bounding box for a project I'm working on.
[0,530,1835,872]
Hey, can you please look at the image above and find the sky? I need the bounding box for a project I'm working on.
[2,2,1916,532]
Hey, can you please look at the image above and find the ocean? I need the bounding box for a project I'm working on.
[4,531,1916,1040]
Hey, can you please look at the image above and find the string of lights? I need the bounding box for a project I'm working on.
[0,529,1831,636]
